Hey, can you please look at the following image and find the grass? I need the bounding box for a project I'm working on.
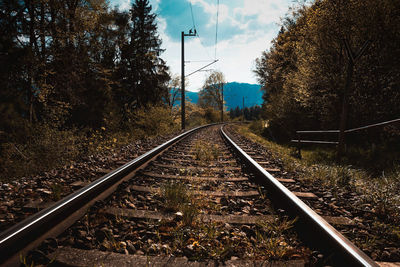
[253,217,299,259]
[160,181,199,227]
[160,181,191,212]
[50,183,64,201]
[158,178,303,260]
[192,140,220,163]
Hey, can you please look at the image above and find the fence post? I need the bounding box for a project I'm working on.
[297,133,302,159]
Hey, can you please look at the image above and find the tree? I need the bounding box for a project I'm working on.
[198,71,226,122]
[165,74,181,108]
[255,0,400,142]
[117,0,170,111]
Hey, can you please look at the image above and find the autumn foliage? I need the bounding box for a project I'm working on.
[255,0,400,143]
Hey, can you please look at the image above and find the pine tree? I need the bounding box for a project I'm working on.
[118,0,169,110]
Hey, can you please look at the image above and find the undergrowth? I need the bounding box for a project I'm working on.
[0,105,179,182]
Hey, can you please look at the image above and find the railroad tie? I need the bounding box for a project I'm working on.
[51,247,307,267]
[101,207,354,226]
[152,163,241,171]
[141,172,248,182]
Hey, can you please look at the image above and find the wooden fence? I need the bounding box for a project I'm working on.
[291,118,400,158]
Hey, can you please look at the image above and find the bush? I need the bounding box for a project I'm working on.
[0,104,179,181]
[204,107,220,123]
[0,124,81,180]
[249,120,265,135]
[127,105,178,138]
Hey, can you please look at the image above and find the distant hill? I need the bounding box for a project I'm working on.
[176,82,263,110]
[222,82,263,110]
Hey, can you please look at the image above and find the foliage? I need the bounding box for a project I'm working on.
[0,124,82,180]
[198,71,225,109]
[0,0,174,180]
[116,0,170,111]
[198,71,226,122]
[229,106,262,121]
[126,105,178,139]
[254,0,400,144]
[249,120,265,135]
[185,103,221,127]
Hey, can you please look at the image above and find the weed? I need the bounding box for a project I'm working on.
[160,181,199,226]
[50,183,63,201]
[181,202,199,226]
[160,181,190,212]
[200,222,220,240]
[192,140,220,163]
[257,217,297,238]
[20,254,34,267]
[253,217,297,259]
[103,231,124,251]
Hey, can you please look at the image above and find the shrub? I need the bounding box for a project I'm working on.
[127,105,178,138]
[0,123,81,180]
[249,120,265,135]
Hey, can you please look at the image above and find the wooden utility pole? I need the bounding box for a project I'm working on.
[337,39,370,159]
[220,83,224,122]
[181,30,196,130]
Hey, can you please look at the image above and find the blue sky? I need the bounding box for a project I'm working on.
[111,0,297,91]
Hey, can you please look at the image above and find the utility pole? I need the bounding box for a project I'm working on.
[181,30,196,130]
[337,39,370,159]
[242,96,245,121]
[220,83,224,122]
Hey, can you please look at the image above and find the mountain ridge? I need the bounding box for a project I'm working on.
[184,82,263,110]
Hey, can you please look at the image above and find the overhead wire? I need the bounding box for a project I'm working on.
[189,1,196,30]
[184,0,221,79]
[188,1,214,62]
[214,0,219,60]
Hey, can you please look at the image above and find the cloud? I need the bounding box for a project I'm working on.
[234,0,290,25]
[113,0,130,10]
[109,0,294,91]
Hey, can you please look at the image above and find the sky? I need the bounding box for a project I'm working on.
[111,0,298,91]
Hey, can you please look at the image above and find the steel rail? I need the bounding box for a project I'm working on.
[220,125,378,267]
[0,124,212,266]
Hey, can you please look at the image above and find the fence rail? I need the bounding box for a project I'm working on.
[291,118,400,158]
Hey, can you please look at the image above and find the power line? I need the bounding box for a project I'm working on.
[196,32,213,61]
[189,2,196,30]
[188,1,213,62]
[214,0,219,60]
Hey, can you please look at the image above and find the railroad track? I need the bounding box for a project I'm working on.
[0,124,378,266]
